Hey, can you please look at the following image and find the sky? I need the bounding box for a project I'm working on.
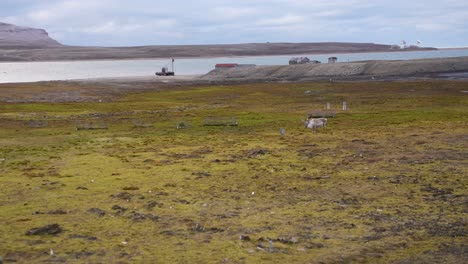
[1,0,467,47]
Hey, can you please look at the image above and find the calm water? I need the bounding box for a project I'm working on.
[1,49,467,83]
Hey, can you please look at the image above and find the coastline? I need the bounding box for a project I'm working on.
[0,43,436,63]
[0,48,443,64]
[438,47,468,50]
[1,56,468,86]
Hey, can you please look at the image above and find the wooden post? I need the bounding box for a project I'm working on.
[326,102,331,110]
[342,101,347,111]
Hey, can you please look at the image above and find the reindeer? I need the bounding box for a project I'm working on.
[304,117,327,132]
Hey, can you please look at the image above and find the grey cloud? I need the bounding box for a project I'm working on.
[0,0,467,47]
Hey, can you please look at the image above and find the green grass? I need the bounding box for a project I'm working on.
[0,80,467,263]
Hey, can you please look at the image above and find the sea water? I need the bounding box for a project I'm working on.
[0,49,467,83]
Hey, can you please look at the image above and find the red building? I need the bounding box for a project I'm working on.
[215,63,239,69]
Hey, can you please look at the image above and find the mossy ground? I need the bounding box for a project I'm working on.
[0,81,467,263]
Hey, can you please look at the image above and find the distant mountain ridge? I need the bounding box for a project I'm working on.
[0,22,62,48]
[0,22,437,62]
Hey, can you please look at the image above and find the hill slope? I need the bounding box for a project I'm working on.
[202,56,468,81]
[0,22,62,48]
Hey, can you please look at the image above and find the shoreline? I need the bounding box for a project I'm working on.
[2,56,468,85]
[438,47,468,50]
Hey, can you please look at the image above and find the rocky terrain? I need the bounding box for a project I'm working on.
[202,56,468,82]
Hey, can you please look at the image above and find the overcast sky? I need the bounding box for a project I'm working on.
[1,0,467,47]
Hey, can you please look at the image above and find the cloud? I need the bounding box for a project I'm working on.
[256,14,305,27]
[0,0,467,47]
[212,7,257,19]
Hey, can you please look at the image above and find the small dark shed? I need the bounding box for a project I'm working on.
[328,57,338,63]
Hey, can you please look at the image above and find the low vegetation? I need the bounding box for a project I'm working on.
[0,81,466,263]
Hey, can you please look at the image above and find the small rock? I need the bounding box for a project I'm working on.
[178,199,190,204]
[26,224,62,235]
[122,186,139,191]
[145,201,162,210]
[247,148,269,158]
[240,235,251,241]
[48,209,67,215]
[69,234,98,241]
[192,223,223,233]
[119,252,130,258]
[274,237,298,244]
[111,192,133,201]
[306,242,325,249]
[87,208,106,217]
[194,223,205,232]
[192,171,211,178]
[111,205,127,213]
[128,211,159,222]
[25,240,44,245]
[373,227,387,233]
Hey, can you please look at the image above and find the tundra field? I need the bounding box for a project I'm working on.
[0,80,467,263]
